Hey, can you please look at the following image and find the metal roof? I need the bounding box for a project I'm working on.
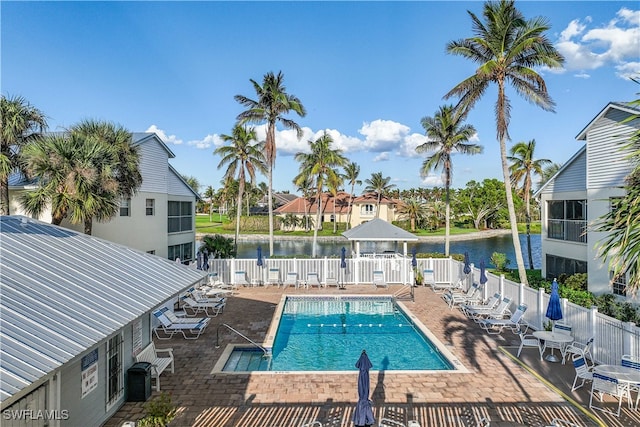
[342,218,418,242]
[0,216,206,403]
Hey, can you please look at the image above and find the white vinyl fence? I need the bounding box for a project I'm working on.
[205,256,639,365]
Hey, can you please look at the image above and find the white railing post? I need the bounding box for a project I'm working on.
[519,282,525,306]
[323,257,329,284]
[590,305,598,362]
[499,275,505,300]
[231,258,237,285]
[623,321,636,356]
[354,257,360,285]
[538,288,545,330]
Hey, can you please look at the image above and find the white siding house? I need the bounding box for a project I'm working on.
[0,216,206,426]
[8,132,199,262]
[536,102,639,300]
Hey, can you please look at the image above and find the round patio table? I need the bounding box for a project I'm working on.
[533,330,574,363]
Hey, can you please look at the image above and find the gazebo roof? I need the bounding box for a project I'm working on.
[342,218,418,242]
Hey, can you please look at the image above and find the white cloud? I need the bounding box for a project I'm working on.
[574,72,591,79]
[358,119,411,152]
[146,125,184,145]
[421,174,443,187]
[616,61,640,79]
[554,8,640,78]
[187,134,224,149]
[373,152,390,162]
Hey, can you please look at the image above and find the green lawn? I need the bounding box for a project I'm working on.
[195,214,541,237]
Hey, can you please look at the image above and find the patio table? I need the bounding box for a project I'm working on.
[533,330,573,363]
[594,365,640,410]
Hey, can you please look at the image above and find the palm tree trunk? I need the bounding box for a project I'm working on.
[500,136,528,284]
[346,185,354,229]
[376,193,381,218]
[525,195,533,269]
[312,193,322,258]
[332,194,337,234]
[267,167,274,256]
[445,168,451,256]
[84,218,93,235]
[0,181,10,216]
[235,183,244,255]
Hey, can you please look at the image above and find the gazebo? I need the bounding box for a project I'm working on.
[342,218,418,258]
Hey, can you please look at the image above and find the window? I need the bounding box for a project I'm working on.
[146,199,155,216]
[119,198,131,217]
[106,333,123,409]
[168,201,193,233]
[361,204,375,216]
[168,242,193,263]
[610,270,627,296]
[547,200,587,243]
[545,254,587,280]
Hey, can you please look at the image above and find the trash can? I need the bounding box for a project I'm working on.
[127,362,152,402]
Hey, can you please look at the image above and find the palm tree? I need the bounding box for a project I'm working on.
[364,172,396,218]
[0,95,47,215]
[20,133,120,230]
[327,172,344,234]
[397,198,428,231]
[203,185,215,221]
[181,175,201,194]
[445,0,564,284]
[508,139,551,269]
[235,71,306,256]
[417,104,482,255]
[538,162,562,188]
[70,119,142,234]
[343,161,361,229]
[295,175,314,232]
[294,131,347,257]
[214,125,267,253]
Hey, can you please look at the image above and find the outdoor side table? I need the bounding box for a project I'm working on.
[533,330,573,362]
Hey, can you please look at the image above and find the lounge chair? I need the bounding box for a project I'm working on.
[443,283,483,309]
[234,270,250,287]
[283,272,298,289]
[571,353,594,391]
[478,303,527,334]
[306,272,322,288]
[372,270,388,289]
[158,306,206,324]
[266,268,282,287]
[431,279,464,294]
[190,287,231,301]
[460,293,501,317]
[422,268,435,287]
[468,296,512,322]
[181,296,226,317]
[152,309,210,340]
[325,276,339,287]
[589,372,631,417]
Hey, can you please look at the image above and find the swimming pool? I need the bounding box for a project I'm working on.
[214,295,465,373]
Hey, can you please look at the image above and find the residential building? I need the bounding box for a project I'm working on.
[8,132,199,263]
[536,102,639,299]
[0,216,205,426]
[349,193,400,226]
[274,191,352,230]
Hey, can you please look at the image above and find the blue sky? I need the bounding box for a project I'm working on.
[2,1,638,195]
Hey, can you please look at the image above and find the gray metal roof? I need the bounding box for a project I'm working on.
[342,218,418,241]
[0,216,206,403]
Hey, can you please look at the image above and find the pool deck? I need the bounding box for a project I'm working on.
[105,285,639,427]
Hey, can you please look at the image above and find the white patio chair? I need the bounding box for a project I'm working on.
[543,322,573,362]
[372,270,388,289]
[307,272,322,288]
[283,272,298,289]
[589,372,631,417]
[563,336,594,366]
[421,268,435,287]
[478,303,527,335]
[515,322,543,358]
[571,353,593,391]
[266,268,281,287]
[234,270,250,287]
[325,276,339,287]
[621,354,640,409]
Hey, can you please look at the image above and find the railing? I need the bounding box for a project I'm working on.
[215,323,270,356]
[203,256,639,365]
[547,219,587,243]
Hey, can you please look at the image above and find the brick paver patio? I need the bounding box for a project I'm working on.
[105,285,639,427]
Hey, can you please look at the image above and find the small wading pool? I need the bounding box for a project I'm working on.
[213,295,466,373]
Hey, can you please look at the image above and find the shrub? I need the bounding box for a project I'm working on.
[137,392,176,427]
[563,273,588,291]
[490,252,510,272]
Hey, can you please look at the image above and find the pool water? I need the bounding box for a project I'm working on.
[222,296,454,372]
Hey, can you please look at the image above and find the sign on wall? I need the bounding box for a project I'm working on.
[81,349,99,398]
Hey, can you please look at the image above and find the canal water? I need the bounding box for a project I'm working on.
[234,233,542,269]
